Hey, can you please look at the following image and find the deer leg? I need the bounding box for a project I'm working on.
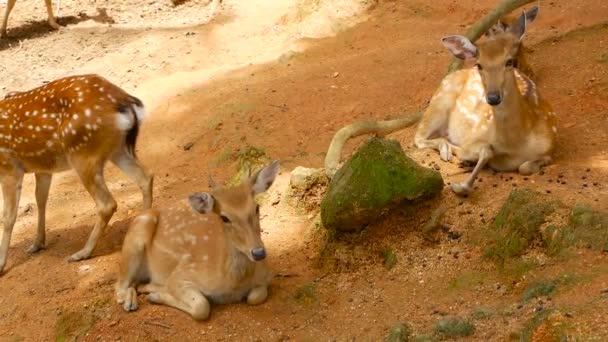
[147,280,211,321]
[111,150,154,210]
[28,173,52,254]
[116,212,157,311]
[247,285,268,305]
[518,156,552,175]
[68,159,117,262]
[1,0,17,38]
[43,0,60,29]
[0,168,24,273]
[451,146,493,196]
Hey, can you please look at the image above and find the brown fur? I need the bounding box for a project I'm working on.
[115,161,279,320]
[415,11,556,196]
[0,74,153,273]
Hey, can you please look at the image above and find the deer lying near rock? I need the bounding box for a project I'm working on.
[1,0,61,38]
[115,160,279,320]
[485,6,539,79]
[0,74,153,273]
[414,10,556,196]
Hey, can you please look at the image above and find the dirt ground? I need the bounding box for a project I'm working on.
[0,0,607,341]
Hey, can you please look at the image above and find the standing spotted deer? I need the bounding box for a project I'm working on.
[414,11,556,196]
[1,0,61,38]
[0,74,153,273]
[115,161,279,320]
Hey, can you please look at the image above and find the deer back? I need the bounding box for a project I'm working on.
[0,74,143,172]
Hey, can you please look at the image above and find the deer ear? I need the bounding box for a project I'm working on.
[251,160,280,195]
[441,35,478,60]
[525,6,539,24]
[189,192,215,214]
[510,10,528,41]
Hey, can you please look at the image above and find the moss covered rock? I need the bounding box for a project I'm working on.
[386,321,413,342]
[484,189,559,265]
[320,138,443,232]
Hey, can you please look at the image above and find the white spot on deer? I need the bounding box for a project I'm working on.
[84,108,92,117]
[85,124,91,130]
[203,255,209,261]
[73,114,79,120]
[35,126,41,132]
[99,87,104,92]
[71,130,77,135]
[203,234,209,241]
[53,133,59,139]
[552,126,557,133]
[46,141,54,147]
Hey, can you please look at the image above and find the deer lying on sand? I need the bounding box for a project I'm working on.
[414,10,556,196]
[115,160,279,320]
[0,74,154,273]
[1,0,61,38]
[485,6,539,79]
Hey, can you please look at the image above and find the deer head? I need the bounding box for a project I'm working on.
[188,160,280,262]
[441,10,529,106]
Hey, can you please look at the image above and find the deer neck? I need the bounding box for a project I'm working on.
[490,72,531,136]
[223,242,255,282]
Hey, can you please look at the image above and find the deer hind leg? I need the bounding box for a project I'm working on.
[0,167,24,273]
[452,145,493,196]
[0,0,17,38]
[518,156,552,175]
[247,285,268,305]
[28,173,52,254]
[68,158,117,262]
[111,149,154,210]
[116,211,158,312]
[147,279,211,321]
[414,101,460,162]
[43,0,60,29]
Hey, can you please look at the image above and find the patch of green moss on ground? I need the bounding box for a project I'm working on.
[484,189,559,266]
[294,283,317,305]
[568,204,608,251]
[522,281,556,303]
[519,310,571,342]
[386,321,412,342]
[433,317,475,338]
[472,307,493,320]
[380,247,398,270]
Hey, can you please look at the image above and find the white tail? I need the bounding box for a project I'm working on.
[415,10,556,196]
[0,74,154,273]
[115,160,280,320]
[1,0,61,38]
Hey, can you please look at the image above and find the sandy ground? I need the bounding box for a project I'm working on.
[0,0,607,341]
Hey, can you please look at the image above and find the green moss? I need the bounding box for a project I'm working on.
[433,317,475,338]
[227,146,270,187]
[321,138,443,232]
[568,204,608,251]
[386,321,412,342]
[484,189,558,266]
[519,310,571,342]
[411,335,439,342]
[522,281,556,303]
[448,270,487,291]
[381,247,398,270]
[294,283,316,305]
[472,307,493,320]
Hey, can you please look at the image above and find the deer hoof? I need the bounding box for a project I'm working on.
[439,142,452,162]
[451,182,472,196]
[122,288,139,312]
[68,250,91,262]
[26,243,45,254]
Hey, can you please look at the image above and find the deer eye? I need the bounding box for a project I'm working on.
[475,63,483,70]
[220,215,231,223]
[505,59,514,67]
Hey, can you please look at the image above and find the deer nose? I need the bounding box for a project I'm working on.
[251,248,266,261]
[486,92,502,106]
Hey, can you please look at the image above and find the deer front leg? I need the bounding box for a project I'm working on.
[415,137,460,162]
[451,146,493,196]
[518,156,552,175]
[0,0,16,38]
[28,173,52,254]
[43,0,61,30]
[69,159,117,262]
[0,168,24,274]
[147,280,211,321]
[247,285,268,305]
